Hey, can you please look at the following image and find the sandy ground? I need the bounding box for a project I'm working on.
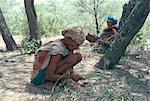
[0,36,150,101]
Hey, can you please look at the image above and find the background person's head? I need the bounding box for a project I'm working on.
[107,16,118,27]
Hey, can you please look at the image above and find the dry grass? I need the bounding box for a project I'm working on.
[0,35,149,101]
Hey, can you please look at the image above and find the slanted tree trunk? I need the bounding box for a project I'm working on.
[0,8,17,51]
[24,0,40,42]
[119,0,137,27]
[96,0,149,69]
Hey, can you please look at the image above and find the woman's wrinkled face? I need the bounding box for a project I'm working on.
[107,20,113,27]
[66,37,79,51]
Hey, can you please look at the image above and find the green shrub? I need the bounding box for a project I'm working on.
[20,39,39,54]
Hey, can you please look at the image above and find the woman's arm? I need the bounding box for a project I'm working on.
[45,54,72,81]
[107,28,117,41]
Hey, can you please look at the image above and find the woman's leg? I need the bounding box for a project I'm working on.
[45,52,82,82]
[55,52,82,74]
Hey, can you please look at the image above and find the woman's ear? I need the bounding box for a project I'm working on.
[62,29,69,36]
[64,36,71,42]
[62,31,65,36]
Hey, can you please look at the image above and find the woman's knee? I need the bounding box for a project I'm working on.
[75,52,82,62]
[68,53,82,64]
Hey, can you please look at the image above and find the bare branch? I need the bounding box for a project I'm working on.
[75,0,95,15]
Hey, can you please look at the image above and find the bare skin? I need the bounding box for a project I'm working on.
[86,33,97,43]
[45,36,83,82]
[97,21,117,45]
[86,22,117,45]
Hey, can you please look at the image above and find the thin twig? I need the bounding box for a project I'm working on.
[51,73,68,93]
[0,53,23,62]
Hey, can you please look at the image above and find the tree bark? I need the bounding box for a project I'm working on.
[96,0,149,69]
[24,0,40,41]
[93,0,100,34]
[119,0,137,27]
[0,8,17,51]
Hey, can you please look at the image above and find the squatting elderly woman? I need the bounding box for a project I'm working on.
[31,27,85,85]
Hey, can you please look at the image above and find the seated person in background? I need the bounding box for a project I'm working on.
[86,33,97,43]
[31,27,85,86]
[86,16,119,53]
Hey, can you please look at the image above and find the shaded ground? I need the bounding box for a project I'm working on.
[0,36,149,101]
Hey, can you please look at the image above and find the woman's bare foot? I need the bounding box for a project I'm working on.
[77,80,88,87]
[71,74,83,82]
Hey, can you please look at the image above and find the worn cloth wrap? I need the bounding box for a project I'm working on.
[62,27,85,45]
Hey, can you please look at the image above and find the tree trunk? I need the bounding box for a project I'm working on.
[94,11,99,34]
[93,0,100,35]
[24,0,40,41]
[0,8,17,51]
[119,0,137,27]
[96,0,149,69]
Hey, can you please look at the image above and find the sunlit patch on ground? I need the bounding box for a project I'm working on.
[0,36,149,101]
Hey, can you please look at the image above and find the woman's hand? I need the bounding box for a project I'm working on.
[97,38,109,44]
[71,73,88,87]
[71,74,83,82]
[103,38,109,44]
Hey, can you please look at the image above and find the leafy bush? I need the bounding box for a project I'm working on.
[131,31,146,45]
[20,39,40,54]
